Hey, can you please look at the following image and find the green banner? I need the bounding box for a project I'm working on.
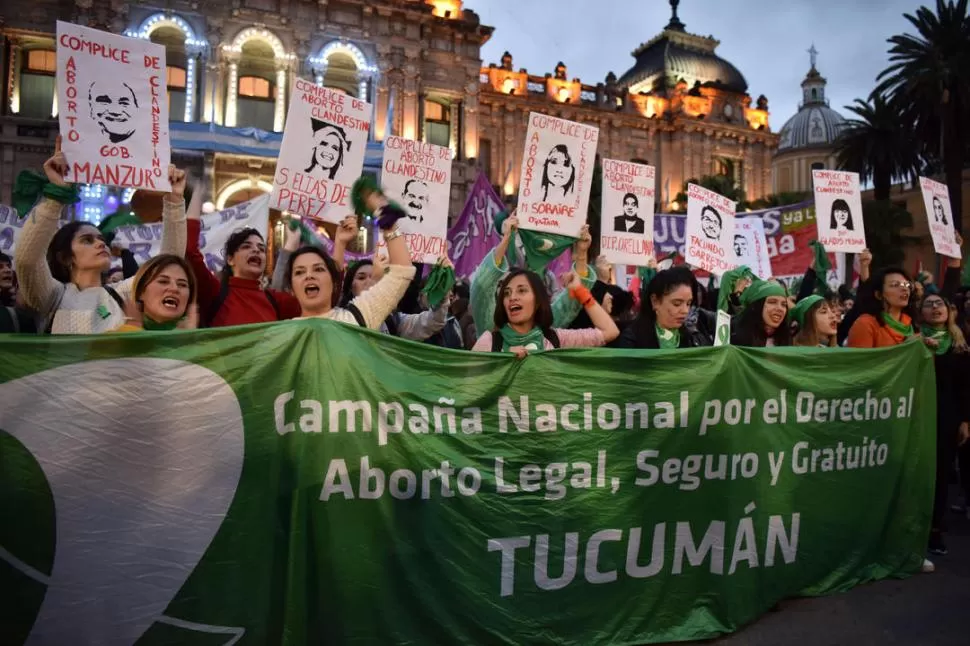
[0,321,935,645]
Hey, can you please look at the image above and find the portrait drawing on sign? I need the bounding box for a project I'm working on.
[733,234,749,258]
[830,198,855,233]
[613,193,645,234]
[541,144,576,201]
[89,80,139,144]
[305,119,351,180]
[701,205,723,241]
[933,196,949,225]
[403,179,429,224]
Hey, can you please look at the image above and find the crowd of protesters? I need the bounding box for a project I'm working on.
[3,140,970,568]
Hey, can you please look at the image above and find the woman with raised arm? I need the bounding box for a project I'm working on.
[469,213,597,338]
[15,137,187,334]
[730,279,792,347]
[617,266,712,349]
[111,254,198,332]
[185,183,300,327]
[287,185,415,327]
[472,268,618,356]
[845,267,916,348]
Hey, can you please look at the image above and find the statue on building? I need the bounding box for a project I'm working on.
[756,94,769,111]
[500,51,513,71]
[554,62,567,81]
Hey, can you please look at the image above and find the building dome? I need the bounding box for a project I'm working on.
[617,3,748,94]
[776,64,846,152]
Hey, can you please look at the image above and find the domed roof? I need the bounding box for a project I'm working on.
[777,105,846,151]
[776,64,846,152]
[617,36,748,95]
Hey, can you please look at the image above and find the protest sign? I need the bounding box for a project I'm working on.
[812,170,866,253]
[517,112,598,237]
[919,177,960,259]
[56,22,170,191]
[734,218,772,279]
[599,159,655,266]
[714,309,731,346]
[685,184,736,276]
[381,136,451,263]
[0,324,933,645]
[112,194,269,273]
[271,80,371,222]
[0,204,24,255]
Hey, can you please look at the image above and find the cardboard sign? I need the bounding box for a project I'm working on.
[381,136,452,264]
[919,177,960,259]
[272,80,371,223]
[599,159,655,266]
[684,184,736,276]
[113,194,270,273]
[517,112,598,237]
[734,218,772,279]
[56,22,171,191]
[714,309,732,347]
[812,170,866,253]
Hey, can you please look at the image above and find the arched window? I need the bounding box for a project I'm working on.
[20,49,56,118]
[149,25,191,121]
[423,98,451,149]
[811,88,818,100]
[235,40,279,131]
[166,66,187,117]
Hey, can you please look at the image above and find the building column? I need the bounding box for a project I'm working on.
[448,100,460,157]
[273,61,287,132]
[462,87,479,161]
[184,44,204,122]
[401,58,420,140]
[223,52,240,127]
[7,40,22,114]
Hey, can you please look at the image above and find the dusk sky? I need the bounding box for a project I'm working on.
[472,0,924,131]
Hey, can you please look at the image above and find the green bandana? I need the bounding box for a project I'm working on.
[636,252,678,290]
[741,279,787,308]
[920,325,952,355]
[493,209,575,273]
[718,265,756,312]
[421,263,456,309]
[881,312,914,338]
[350,175,380,218]
[809,240,831,273]
[13,170,80,217]
[791,295,824,329]
[98,206,142,246]
[142,317,180,332]
[655,324,681,350]
[498,324,546,352]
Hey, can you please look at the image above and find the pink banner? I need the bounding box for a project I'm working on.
[447,172,574,280]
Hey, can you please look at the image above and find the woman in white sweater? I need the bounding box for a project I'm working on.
[287,198,414,327]
[15,138,187,334]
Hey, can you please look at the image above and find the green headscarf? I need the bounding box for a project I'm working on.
[717,265,756,312]
[740,279,787,308]
[790,295,823,329]
[493,210,575,273]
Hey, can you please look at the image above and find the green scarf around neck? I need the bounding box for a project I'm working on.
[498,324,546,352]
[920,324,952,355]
[881,312,913,338]
[655,323,681,350]
[143,316,180,332]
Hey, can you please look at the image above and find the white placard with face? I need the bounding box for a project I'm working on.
[684,183,736,276]
[812,169,866,253]
[919,177,960,259]
[599,159,656,266]
[733,218,772,279]
[516,112,598,237]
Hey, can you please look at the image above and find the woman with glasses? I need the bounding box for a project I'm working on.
[846,268,917,348]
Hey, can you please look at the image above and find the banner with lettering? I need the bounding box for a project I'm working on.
[685,184,736,276]
[812,170,866,253]
[734,217,772,279]
[919,177,960,259]
[56,22,171,191]
[381,136,451,264]
[112,194,269,272]
[600,159,656,266]
[272,81,371,222]
[517,113,598,237]
[0,324,933,645]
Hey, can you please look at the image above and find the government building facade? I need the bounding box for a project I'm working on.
[0,0,777,245]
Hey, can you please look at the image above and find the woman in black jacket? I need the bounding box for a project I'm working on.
[617,266,713,349]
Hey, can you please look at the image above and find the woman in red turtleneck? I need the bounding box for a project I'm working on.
[185,189,300,327]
